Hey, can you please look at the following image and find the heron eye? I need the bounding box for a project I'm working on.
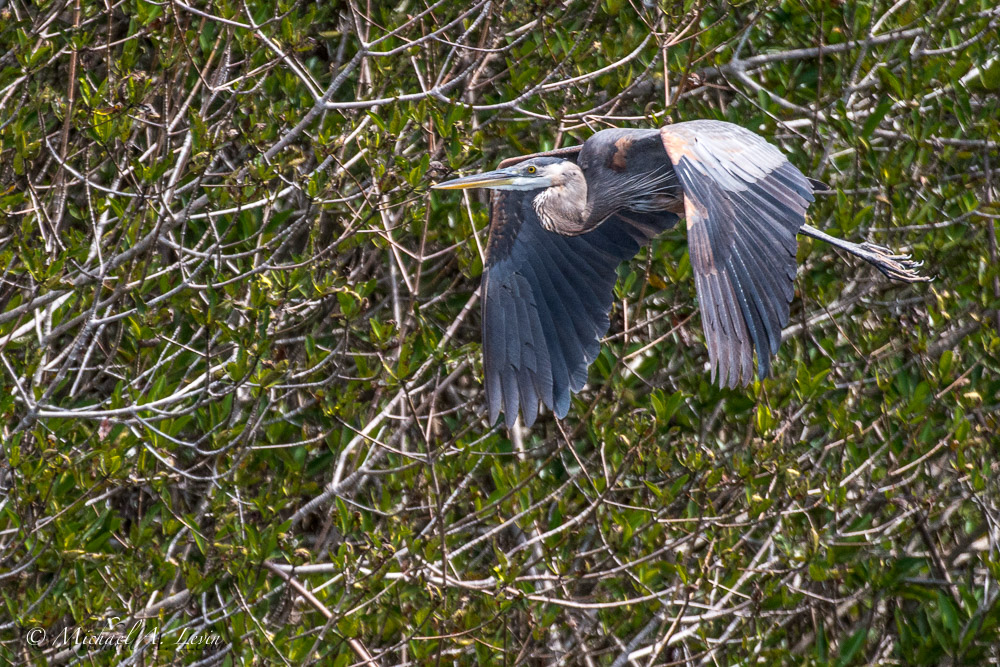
[526,165,536,174]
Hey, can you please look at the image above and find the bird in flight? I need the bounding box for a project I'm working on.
[433,120,927,428]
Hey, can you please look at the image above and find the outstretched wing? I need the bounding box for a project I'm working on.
[483,188,677,427]
[660,120,815,387]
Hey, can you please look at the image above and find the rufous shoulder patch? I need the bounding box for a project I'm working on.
[608,135,632,172]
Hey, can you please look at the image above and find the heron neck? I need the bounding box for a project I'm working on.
[533,172,601,236]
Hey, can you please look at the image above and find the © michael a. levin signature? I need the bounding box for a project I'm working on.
[25,618,224,652]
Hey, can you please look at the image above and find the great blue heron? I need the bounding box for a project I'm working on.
[433,120,927,427]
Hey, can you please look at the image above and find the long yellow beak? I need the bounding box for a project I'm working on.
[431,168,517,190]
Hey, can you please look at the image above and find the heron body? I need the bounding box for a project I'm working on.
[433,120,926,427]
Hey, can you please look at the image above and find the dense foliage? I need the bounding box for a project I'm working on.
[1,0,999,663]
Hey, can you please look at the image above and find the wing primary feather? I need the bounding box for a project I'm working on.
[501,366,520,428]
[541,238,615,325]
[725,271,753,385]
[732,235,789,355]
[742,224,797,294]
[515,254,574,417]
[519,277,555,409]
[726,249,773,377]
[518,364,539,427]
[510,276,537,372]
[772,163,816,200]
[500,283,522,374]
[520,242,595,384]
[728,258,766,374]
[531,266,603,387]
[510,275,541,424]
[695,274,719,383]
[710,255,749,386]
[706,274,731,384]
[482,275,506,424]
[497,279,521,426]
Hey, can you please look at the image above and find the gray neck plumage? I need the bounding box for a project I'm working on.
[531,166,600,236]
[532,161,678,237]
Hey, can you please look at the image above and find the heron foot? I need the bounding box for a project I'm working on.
[856,241,931,284]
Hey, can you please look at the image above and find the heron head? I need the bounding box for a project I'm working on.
[432,157,572,192]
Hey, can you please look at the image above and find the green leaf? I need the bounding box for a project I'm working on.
[835,628,867,667]
[861,99,893,140]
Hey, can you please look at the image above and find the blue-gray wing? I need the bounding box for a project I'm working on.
[660,120,815,387]
[483,190,677,427]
